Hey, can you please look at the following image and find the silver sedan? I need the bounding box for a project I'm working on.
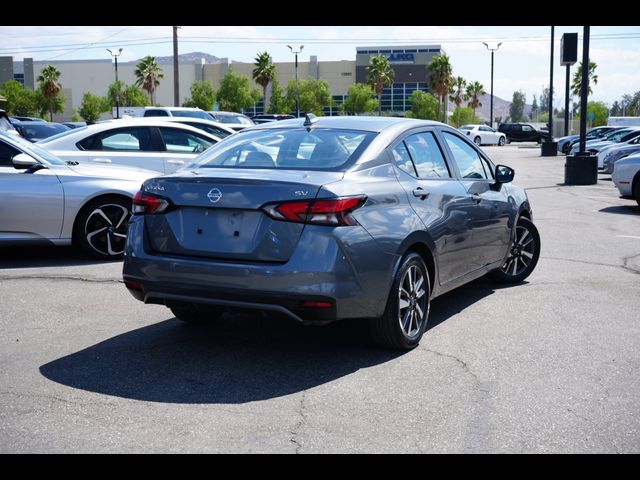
[0,132,156,259]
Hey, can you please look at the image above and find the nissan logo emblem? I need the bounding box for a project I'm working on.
[207,188,222,203]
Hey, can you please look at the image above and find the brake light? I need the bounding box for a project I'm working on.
[262,195,367,226]
[132,191,171,215]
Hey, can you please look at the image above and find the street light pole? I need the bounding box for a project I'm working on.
[173,26,181,107]
[107,48,123,119]
[483,42,501,128]
[287,45,304,117]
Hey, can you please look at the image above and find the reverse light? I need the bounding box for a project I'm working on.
[262,196,367,226]
[132,191,172,215]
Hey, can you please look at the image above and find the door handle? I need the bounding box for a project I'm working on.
[91,158,111,163]
[471,193,482,205]
[412,188,429,200]
[167,159,185,165]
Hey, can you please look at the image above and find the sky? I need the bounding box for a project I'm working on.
[1,26,639,106]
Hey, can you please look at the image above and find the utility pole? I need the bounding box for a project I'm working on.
[173,26,181,107]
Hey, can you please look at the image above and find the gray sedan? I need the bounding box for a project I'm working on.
[123,116,540,350]
[0,132,156,259]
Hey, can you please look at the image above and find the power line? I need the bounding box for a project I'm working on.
[44,26,133,61]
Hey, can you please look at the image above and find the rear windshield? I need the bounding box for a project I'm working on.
[20,123,69,139]
[191,127,376,170]
[214,115,254,125]
[170,110,214,120]
[459,125,474,130]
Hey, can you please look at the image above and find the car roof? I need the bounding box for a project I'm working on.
[144,106,205,111]
[248,115,443,133]
[123,116,235,131]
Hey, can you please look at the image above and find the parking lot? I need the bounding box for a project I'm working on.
[1,144,639,453]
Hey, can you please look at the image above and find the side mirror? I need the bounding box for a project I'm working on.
[495,164,515,184]
[12,153,39,170]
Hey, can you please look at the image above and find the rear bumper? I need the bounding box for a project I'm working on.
[123,216,398,323]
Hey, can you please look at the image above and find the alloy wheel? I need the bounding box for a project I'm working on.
[500,224,536,277]
[398,265,429,338]
[84,204,130,257]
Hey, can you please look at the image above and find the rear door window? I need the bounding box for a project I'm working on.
[158,127,215,154]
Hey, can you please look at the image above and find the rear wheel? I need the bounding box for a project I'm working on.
[370,253,430,350]
[74,195,131,260]
[169,304,225,323]
[490,217,540,283]
[474,136,482,146]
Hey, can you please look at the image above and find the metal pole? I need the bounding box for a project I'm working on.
[564,64,570,136]
[578,26,590,154]
[490,50,494,127]
[295,52,299,117]
[114,55,119,119]
[548,26,555,141]
[173,26,180,107]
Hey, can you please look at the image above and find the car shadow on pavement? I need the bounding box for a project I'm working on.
[39,276,521,405]
[599,205,640,216]
[0,246,118,269]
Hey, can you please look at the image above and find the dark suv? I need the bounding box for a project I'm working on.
[499,123,551,143]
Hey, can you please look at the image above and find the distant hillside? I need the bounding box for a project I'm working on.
[472,94,532,122]
[137,52,230,64]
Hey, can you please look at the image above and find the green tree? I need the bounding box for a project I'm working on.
[366,54,395,116]
[626,91,640,116]
[36,65,64,121]
[610,100,621,117]
[571,60,598,97]
[406,90,438,120]
[510,90,526,122]
[466,81,486,120]
[450,106,482,125]
[217,69,260,112]
[107,80,126,110]
[268,76,290,114]
[78,92,110,123]
[0,80,38,116]
[539,86,553,113]
[182,80,216,110]
[576,101,608,127]
[428,54,453,122]
[123,84,150,107]
[530,94,539,121]
[286,78,332,116]
[252,52,276,114]
[341,83,378,115]
[448,76,467,127]
[134,56,164,104]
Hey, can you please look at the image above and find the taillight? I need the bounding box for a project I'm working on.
[262,195,367,226]
[132,191,171,215]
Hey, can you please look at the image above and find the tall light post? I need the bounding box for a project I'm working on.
[483,42,501,128]
[107,48,123,119]
[287,45,303,117]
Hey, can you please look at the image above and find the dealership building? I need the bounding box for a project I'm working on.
[1,45,443,120]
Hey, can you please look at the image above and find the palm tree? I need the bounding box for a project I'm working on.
[134,56,164,105]
[428,54,453,122]
[367,54,395,116]
[571,60,598,97]
[466,81,486,121]
[252,52,276,114]
[36,65,62,121]
[449,76,467,127]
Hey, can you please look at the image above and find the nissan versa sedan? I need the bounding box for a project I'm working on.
[0,131,155,259]
[123,116,540,350]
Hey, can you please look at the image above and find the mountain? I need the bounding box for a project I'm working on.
[470,94,533,122]
[138,52,228,64]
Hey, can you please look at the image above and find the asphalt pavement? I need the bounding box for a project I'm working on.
[1,144,639,453]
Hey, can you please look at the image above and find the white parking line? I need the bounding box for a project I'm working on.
[617,235,640,240]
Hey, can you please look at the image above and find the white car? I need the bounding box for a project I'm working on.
[459,124,506,146]
[37,119,221,174]
[124,116,236,139]
[612,153,640,206]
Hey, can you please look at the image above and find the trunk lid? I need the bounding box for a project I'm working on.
[143,168,344,262]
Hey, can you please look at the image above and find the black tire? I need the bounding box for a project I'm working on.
[490,217,540,284]
[474,136,482,146]
[370,252,431,350]
[74,195,131,260]
[498,136,506,146]
[169,303,225,323]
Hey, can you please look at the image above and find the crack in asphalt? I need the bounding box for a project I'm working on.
[0,275,122,284]
[622,253,640,275]
[422,348,487,392]
[542,256,639,276]
[289,391,308,454]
